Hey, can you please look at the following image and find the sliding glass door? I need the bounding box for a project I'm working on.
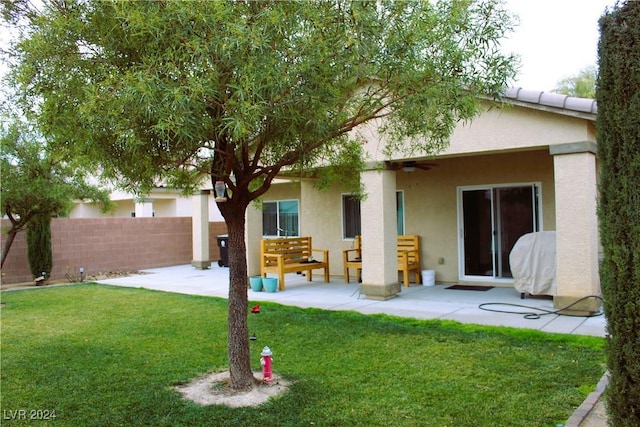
[459,184,540,281]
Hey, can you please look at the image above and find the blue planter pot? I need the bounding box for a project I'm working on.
[249,276,263,292]
[263,277,278,293]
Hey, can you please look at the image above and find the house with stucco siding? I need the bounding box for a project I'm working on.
[238,87,600,312]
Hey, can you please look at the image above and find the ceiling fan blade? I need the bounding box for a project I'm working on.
[416,163,437,170]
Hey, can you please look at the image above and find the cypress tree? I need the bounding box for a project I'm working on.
[26,215,53,281]
[597,1,640,425]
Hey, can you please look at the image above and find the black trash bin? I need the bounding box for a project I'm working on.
[217,234,229,267]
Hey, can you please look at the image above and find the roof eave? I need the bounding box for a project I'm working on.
[502,98,597,122]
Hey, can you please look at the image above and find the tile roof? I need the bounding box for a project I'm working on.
[505,87,598,117]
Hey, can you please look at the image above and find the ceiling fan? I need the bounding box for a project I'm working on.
[385,160,437,172]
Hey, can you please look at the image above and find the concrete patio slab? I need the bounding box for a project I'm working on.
[97,264,606,337]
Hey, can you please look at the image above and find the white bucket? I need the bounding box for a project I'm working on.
[422,270,435,286]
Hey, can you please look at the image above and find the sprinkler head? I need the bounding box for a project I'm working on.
[250,334,257,341]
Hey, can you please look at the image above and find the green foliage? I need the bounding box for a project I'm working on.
[1,285,606,427]
[553,65,597,98]
[26,215,52,279]
[5,0,517,198]
[1,121,73,225]
[596,1,640,425]
[0,117,113,266]
[0,119,114,222]
[3,0,517,389]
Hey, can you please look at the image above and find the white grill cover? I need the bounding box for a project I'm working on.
[509,231,557,296]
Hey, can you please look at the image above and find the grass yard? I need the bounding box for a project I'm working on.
[1,284,605,426]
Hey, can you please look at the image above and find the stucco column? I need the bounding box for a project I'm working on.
[551,142,600,313]
[191,190,211,270]
[359,169,401,300]
[134,198,154,217]
[245,202,262,277]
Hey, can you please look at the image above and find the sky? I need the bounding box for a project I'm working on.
[502,0,617,92]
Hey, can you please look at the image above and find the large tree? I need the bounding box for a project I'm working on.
[0,118,113,268]
[5,0,516,390]
[597,1,640,425]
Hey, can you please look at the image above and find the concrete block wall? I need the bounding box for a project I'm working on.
[1,218,227,285]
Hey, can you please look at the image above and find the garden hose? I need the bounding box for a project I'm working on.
[478,295,605,320]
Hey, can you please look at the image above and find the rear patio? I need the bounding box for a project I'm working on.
[97,264,605,337]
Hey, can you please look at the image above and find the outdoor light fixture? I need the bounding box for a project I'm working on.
[402,165,416,173]
[214,180,227,202]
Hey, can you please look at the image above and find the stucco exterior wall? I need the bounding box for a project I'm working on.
[69,199,136,218]
[359,102,594,162]
[153,198,177,217]
[444,106,594,156]
[114,200,136,217]
[397,149,555,283]
[70,194,224,221]
[300,180,346,270]
[553,150,600,306]
[258,149,555,284]
[68,203,105,218]
[248,101,596,292]
[359,169,401,298]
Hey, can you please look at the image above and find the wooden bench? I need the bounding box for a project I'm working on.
[260,236,330,291]
[342,235,422,286]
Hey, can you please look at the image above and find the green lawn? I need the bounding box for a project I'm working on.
[1,284,605,426]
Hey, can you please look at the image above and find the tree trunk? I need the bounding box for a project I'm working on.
[1,228,19,269]
[224,204,257,390]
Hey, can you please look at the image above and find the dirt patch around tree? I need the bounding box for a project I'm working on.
[174,371,291,407]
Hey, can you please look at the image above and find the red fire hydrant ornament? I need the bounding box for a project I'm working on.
[260,346,273,382]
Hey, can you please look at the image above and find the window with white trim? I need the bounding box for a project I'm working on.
[262,200,300,237]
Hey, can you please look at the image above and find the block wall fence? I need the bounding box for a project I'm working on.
[1,218,227,285]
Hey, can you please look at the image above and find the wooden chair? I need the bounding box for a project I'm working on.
[397,235,422,286]
[342,235,362,283]
[343,235,422,286]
